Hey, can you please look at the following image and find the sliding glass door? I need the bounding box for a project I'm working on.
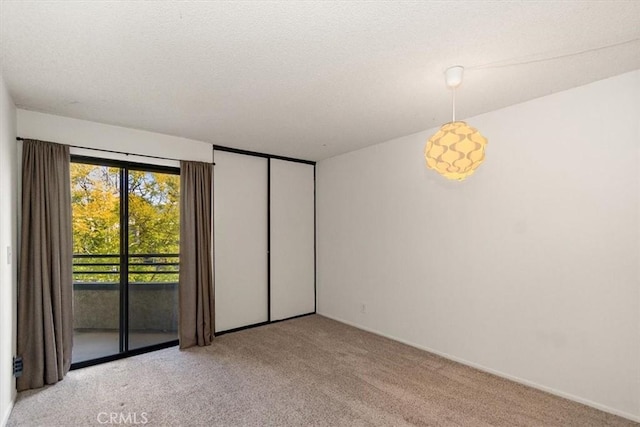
[71,158,180,366]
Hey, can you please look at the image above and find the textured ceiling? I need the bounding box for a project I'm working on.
[1,1,639,161]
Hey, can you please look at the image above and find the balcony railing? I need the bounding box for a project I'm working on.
[73,253,179,290]
[73,253,179,331]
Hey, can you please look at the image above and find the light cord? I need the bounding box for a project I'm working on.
[451,87,456,122]
[467,37,639,71]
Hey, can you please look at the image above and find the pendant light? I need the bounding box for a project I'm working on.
[425,66,487,181]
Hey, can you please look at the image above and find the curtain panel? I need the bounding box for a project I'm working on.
[17,139,73,391]
[179,161,214,348]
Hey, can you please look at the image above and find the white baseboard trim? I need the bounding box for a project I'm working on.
[319,312,640,423]
[1,399,14,427]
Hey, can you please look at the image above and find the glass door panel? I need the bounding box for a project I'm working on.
[71,164,121,363]
[127,170,180,350]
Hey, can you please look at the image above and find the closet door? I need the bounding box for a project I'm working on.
[214,151,268,332]
[270,159,315,321]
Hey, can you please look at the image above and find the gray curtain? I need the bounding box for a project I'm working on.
[17,139,73,391]
[179,161,214,348]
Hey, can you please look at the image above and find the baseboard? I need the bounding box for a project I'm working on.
[1,399,14,427]
[319,312,640,423]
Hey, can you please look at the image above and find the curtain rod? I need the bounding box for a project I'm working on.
[16,137,214,165]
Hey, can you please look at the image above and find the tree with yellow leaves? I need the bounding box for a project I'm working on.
[71,163,180,284]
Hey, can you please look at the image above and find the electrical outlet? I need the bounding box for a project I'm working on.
[360,303,366,314]
[13,356,22,377]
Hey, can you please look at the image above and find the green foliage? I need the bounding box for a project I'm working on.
[71,163,180,284]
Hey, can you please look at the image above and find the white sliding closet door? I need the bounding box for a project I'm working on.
[270,159,315,321]
[214,151,268,332]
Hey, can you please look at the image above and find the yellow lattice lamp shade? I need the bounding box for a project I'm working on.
[424,121,488,181]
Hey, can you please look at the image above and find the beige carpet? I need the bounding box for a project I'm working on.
[8,315,636,426]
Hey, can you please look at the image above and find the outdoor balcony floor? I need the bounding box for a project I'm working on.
[72,330,177,364]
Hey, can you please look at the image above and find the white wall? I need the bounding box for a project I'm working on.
[317,70,640,420]
[0,75,18,426]
[17,110,213,164]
